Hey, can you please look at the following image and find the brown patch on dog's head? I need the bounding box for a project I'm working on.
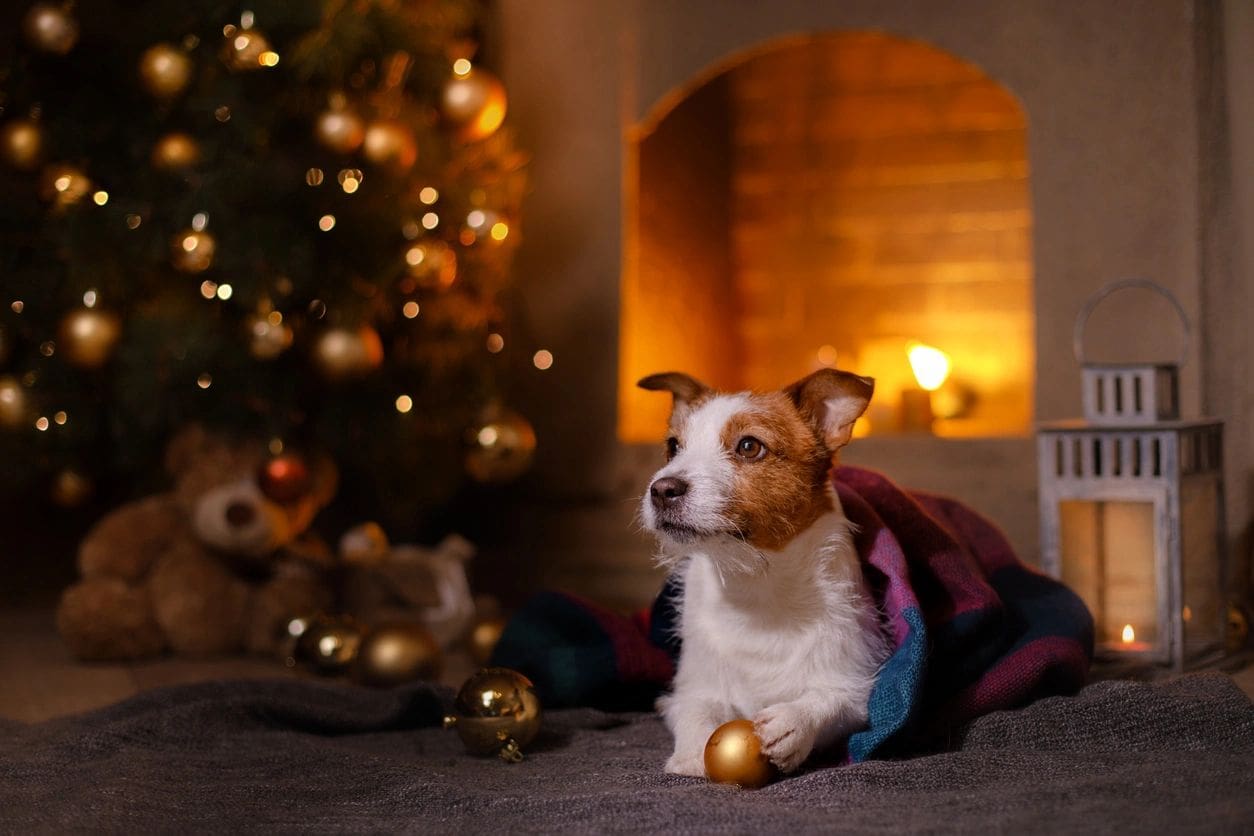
[718,371,873,552]
[715,392,836,551]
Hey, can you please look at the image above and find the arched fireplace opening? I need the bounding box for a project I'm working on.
[620,31,1034,442]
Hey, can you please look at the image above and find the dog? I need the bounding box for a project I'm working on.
[638,368,890,776]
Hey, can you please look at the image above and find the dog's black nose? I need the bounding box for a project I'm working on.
[650,476,689,509]
[225,501,257,528]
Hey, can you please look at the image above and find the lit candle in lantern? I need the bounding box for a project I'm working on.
[1119,623,1150,652]
[900,342,951,432]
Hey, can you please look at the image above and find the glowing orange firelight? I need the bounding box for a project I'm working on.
[1121,624,1136,644]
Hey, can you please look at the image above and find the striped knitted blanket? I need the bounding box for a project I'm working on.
[493,465,1094,762]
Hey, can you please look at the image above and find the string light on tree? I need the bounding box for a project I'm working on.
[337,168,363,193]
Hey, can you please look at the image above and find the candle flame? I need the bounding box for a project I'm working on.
[907,342,951,391]
[1121,624,1135,643]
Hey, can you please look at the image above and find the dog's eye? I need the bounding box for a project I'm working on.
[665,437,680,460]
[735,436,767,460]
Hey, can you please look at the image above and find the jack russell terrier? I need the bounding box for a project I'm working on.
[638,368,890,777]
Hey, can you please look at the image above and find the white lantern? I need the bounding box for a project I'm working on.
[1037,280,1227,669]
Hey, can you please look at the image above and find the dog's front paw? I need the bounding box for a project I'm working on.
[754,703,818,774]
[664,749,707,777]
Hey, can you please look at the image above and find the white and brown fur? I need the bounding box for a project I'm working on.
[638,369,890,776]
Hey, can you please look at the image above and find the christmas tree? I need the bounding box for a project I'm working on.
[0,0,530,538]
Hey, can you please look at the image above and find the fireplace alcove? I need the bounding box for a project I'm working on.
[620,31,1035,443]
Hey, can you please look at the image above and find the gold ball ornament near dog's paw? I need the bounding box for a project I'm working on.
[443,668,541,762]
[704,719,777,789]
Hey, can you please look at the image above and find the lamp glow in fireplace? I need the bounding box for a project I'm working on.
[1037,280,1227,670]
[898,342,949,432]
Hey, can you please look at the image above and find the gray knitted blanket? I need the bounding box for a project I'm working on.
[1,673,1251,833]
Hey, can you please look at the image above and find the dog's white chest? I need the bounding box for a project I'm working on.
[673,518,883,715]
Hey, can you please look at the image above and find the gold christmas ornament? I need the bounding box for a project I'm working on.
[58,308,122,369]
[152,132,201,170]
[247,312,293,359]
[171,228,216,273]
[297,616,365,675]
[704,719,777,789]
[311,325,385,381]
[51,468,93,507]
[464,408,536,484]
[469,616,507,666]
[443,668,542,762]
[39,164,91,207]
[1,119,43,170]
[339,521,390,566]
[0,376,29,429]
[223,26,274,71]
[139,44,193,99]
[315,106,366,154]
[352,622,442,687]
[362,119,417,172]
[23,3,79,55]
[404,239,457,290]
[440,68,507,142]
[279,615,313,666]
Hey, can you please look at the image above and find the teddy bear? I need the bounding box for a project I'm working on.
[336,524,478,648]
[56,425,339,661]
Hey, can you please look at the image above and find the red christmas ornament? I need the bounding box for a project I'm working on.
[258,453,311,503]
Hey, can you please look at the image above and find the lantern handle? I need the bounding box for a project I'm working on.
[1072,278,1191,367]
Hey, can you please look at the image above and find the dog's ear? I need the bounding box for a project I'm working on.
[784,369,874,451]
[637,372,712,408]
